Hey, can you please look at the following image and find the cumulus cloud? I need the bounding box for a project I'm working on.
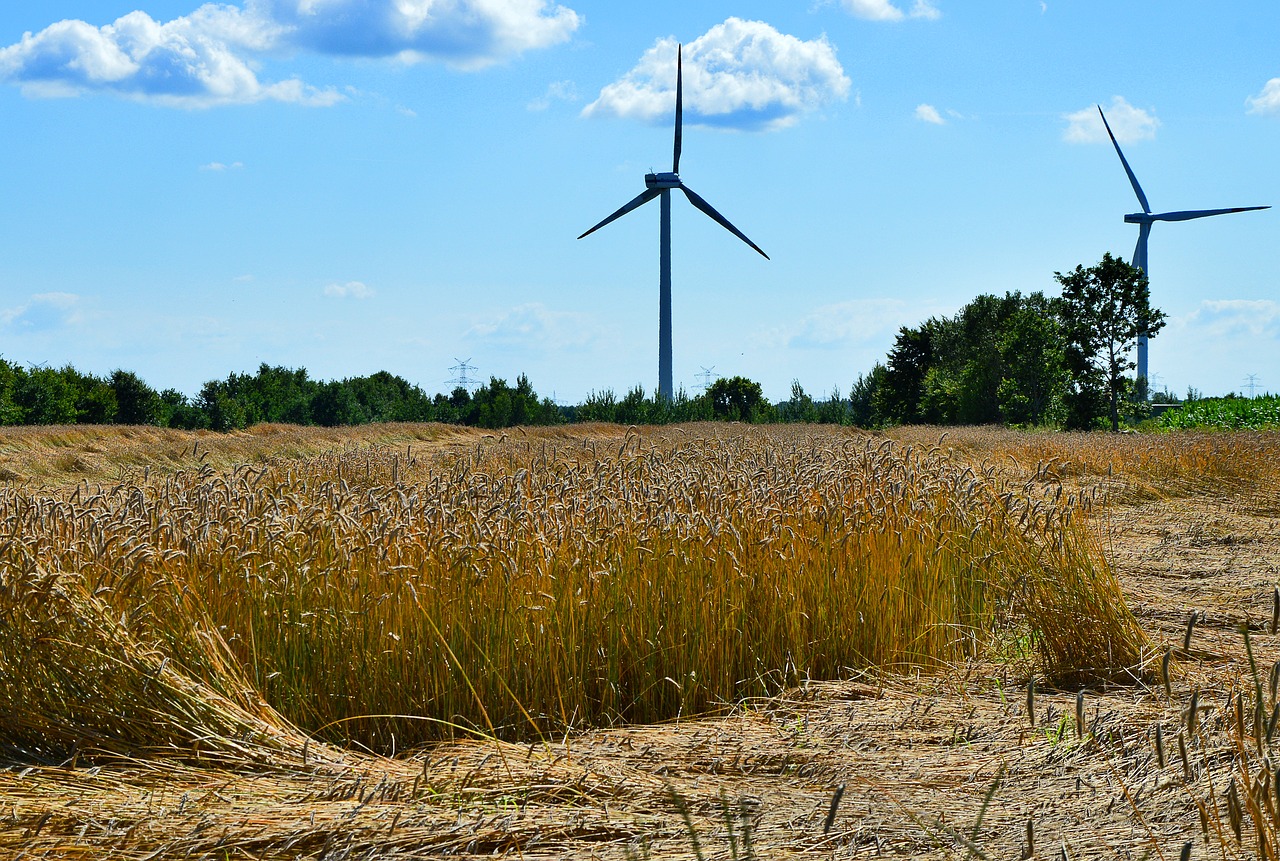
[1247,79,1280,115]
[258,0,581,68]
[1,293,83,333]
[0,0,582,106]
[583,19,850,132]
[1064,96,1159,144]
[914,103,944,124]
[841,0,940,22]
[0,8,338,107]
[466,302,602,350]
[323,281,375,299]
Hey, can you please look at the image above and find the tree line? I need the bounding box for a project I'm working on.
[0,255,1160,432]
[0,359,854,431]
[852,253,1164,431]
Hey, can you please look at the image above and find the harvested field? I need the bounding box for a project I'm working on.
[3,424,1280,858]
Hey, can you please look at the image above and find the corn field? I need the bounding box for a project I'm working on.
[1,424,1146,760]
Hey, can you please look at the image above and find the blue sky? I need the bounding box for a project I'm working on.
[2,1,1277,403]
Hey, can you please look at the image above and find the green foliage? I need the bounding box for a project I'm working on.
[780,380,818,423]
[0,359,811,433]
[0,358,22,425]
[996,304,1069,426]
[1160,395,1280,430]
[465,375,561,428]
[849,364,889,428]
[14,367,88,425]
[1056,252,1166,432]
[876,321,937,424]
[708,376,774,422]
[871,292,1069,427]
[857,257,1167,431]
[110,370,162,425]
[159,389,208,430]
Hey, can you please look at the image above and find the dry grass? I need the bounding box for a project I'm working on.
[8,423,1280,858]
[2,424,1142,760]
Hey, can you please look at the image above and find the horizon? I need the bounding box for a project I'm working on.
[2,2,1277,403]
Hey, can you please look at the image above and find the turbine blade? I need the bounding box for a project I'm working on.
[673,44,683,174]
[680,185,769,260]
[1152,205,1271,222]
[1098,105,1152,214]
[577,188,662,240]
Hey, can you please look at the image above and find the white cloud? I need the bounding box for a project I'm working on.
[0,0,582,106]
[466,302,603,350]
[909,1,942,20]
[841,0,940,21]
[1,293,83,332]
[200,160,244,171]
[528,79,577,111]
[1247,79,1280,115]
[1064,96,1159,144]
[583,19,850,132]
[0,8,339,107]
[1180,299,1280,340]
[323,281,375,299]
[914,103,944,125]
[256,0,581,68]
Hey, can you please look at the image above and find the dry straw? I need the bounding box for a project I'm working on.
[1,424,1146,757]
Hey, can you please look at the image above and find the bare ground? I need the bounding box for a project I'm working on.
[3,426,1278,859]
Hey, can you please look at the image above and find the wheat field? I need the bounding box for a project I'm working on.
[15,422,1277,858]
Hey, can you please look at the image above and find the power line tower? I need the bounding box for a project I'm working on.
[696,365,717,393]
[448,358,481,392]
[1245,373,1262,398]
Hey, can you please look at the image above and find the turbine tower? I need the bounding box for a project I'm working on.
[1097,106,1268,395]
[579,45,768,401]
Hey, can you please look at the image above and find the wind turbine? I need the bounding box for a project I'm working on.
[1097,105,1269,394]
[578,45,768,402]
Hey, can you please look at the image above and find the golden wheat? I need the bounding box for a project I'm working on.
[1,424,1144,757]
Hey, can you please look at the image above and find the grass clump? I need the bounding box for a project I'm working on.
[1,425,1145,756]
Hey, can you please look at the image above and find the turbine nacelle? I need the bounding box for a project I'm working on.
[1123,213,1151,225]
[645,172,682,189]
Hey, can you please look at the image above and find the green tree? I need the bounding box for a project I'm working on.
[708,376,769,422]
[1055,253,1166,432]
[198,380,247,431]
[780,380,819,423]
[849,364,888,428]
[159,389,208,429]
[311,381,368,426]
[816,386,848,424]
[0,359,22,425]
[14,367,79,425]
[110,369,161,425]
[576,389,618,423]
[876,323,938,424]
[996,305,1069,426]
